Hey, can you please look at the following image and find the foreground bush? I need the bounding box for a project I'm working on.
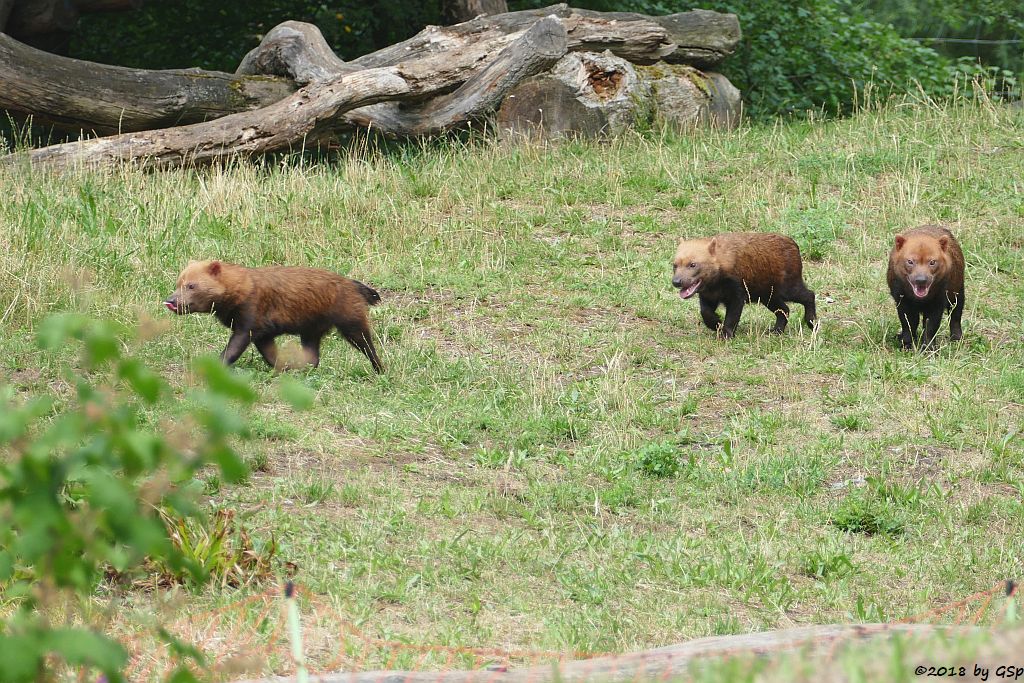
[0,314,263,681]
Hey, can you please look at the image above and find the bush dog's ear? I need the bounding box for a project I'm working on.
[708,237,717,256]
[938,235,949,252]
[208,261,222,276]
[894,235,906,250]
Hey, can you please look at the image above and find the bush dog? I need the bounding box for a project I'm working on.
[164,260,383,373]
[672,232,817,338]
[886,225,965,350]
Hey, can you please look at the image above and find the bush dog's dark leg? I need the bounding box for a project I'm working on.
[921,303,945,349]
[699,295,722,331]
[254,337,280,369]
[949,290,965,342]
[767,298,790,334]
[221,331,252,365]
[339,323,384,374]
[895,301,919,350]
[795,286,817,329]
[721,291,745,339]
[300,333,325,368]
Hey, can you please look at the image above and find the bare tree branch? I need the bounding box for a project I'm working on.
[0,33,295,135]
[6,17,567,170]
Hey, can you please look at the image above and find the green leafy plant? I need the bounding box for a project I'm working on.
[633,440,685,478]
[830,491,906,536]
[153,508,278,590]
[801,547,857,579]
[0,313,259,682]
[831,414,866,431]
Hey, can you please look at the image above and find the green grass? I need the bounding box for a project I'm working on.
[2,97,1023,674]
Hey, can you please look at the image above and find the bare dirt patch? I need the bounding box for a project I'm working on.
[6,367,42,386]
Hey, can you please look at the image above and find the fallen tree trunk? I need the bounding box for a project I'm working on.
[340,4,739,73]
[1,5,736,137]
[497,51,652,140]
[497,55,743,140]
[231,623,966,683]
[7,68,411,171]
[342,17,568,137]
[5,18,567,171]
[2,5,742,169]
[0,33,296,135]
[234,21,355,86]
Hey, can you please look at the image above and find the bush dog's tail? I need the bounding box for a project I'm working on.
[354,280,381,306]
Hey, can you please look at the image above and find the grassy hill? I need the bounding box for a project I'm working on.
[1,96,1022,676]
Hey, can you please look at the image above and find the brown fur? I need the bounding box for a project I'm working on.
[886,225,965,350]
[164,260,383,373]
[671,232,816,338]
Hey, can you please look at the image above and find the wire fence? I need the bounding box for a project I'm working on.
[119,579,1019,682]
[913,38,1023,45]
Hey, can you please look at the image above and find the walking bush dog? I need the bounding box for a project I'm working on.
[671,232,817,338]
[163,260,384,373]
[886,225,965,350]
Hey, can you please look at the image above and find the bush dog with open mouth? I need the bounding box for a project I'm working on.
[886,225,964,350]
[671,232,817,338]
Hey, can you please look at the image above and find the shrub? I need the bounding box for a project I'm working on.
[516,0,1015,118]
[854,0,1024,84]
[0,313,306,681]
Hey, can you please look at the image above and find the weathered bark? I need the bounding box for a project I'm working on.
[641,64,742,129]
[236,20,354,86]
[230,623,964,683]
[343,17,567,137]
[347,4,738,71]
[442,0,509,25]
[6,18,567,171]
[2,5,741,168]
[497,55,742,140]
[497,51,651,140]
[238,4,719,88]
[242,6,737,135]
[2,6,739,138]
[0,33,296,135]
[7,68,411,171]
[700,71,743,128]
[647,9,742,67]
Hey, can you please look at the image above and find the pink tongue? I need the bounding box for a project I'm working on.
[164,301,177,312]
[679,281,701,299]
[913,284,929,298]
